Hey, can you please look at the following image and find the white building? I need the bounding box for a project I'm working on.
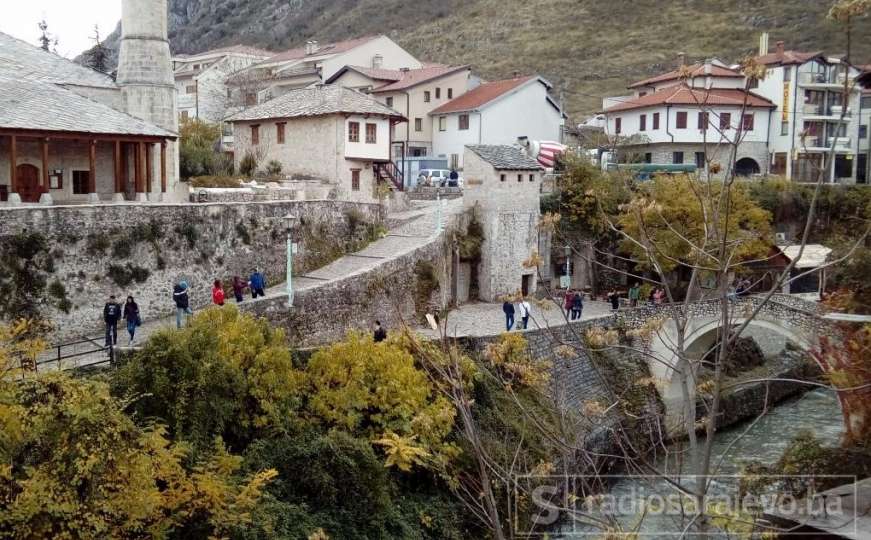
[172,45,274,124]
[227,85,405,203]
[430,75,565,169]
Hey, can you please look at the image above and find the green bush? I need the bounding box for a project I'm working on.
[179,118,222,180]
[190,175,245,188]
[239,152,258,177]
[111,237,132,259]
[85,235,110,256]
[265,160,283,176]
[106,264,150,287]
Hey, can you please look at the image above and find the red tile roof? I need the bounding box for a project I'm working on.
[429,76,536,114]
[628,63,743,88]
[258,35,381,65]
[371,65,470,92]
[754,49,824,66]
[345,66,404,82]
[604,84,775,113]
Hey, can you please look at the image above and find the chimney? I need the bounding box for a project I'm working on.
[372,54,383,69]
[677,52,686,68]
[704,59,713,75]
[759,32,770,55]
[776,41,785,56]
[304,40,319,55]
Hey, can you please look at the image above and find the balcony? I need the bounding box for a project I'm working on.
[799,71,850,89]
[828,136,852,148]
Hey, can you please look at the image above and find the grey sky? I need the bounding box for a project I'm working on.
[0,0,121,58]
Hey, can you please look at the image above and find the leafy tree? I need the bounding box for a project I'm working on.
[616,174,772,272]
[0,232,52,324]
[111,306,303,454]
[179,118,222,180]
[552,156,631,235]
[0,372,276,539]
[83,24,111,73]
[36,20,50,52]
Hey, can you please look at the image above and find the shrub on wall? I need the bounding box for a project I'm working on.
[265,160,283,176]
[239,152,258,177]
[0,232,51,323]
[107,264,150,287]
[190,175,245,188]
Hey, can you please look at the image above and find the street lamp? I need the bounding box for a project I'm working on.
[284,214,300,306]
[561,244,572,289]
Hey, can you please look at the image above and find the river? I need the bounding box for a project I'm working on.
[553,388,844,538]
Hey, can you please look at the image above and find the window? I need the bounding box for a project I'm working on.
[385,96,393,108]
[639,91,647,97]
[72,171,89,194]
[500,174,506,182]
[365,123,377,143]
[676,111,688,129]
[250,124,260,145]
[459,114,469,130]
[862,96,871,108]
[424,91,431,102]
[748,78,759,89]
[351,169,360,191]
[180,110,189,121]
[528,174,535,182]
[438,116,446,131]
[652,112,660,130]
[186,85,196,94]
[673,151,684,164]
[644,152,652,163]
[227,88,232,99]
[783,67,792,82]
[695,152,705,168]
[781,121,789,136]
[348,121,359,142]
[450,154,459,169]
[49,171,62,190]
[435,87,441,99]
[276,122,286,144]
[742,113,754,131]
[517,174,523,183]
[719,112,731,130]
[414,118,423,132]
[614,117,622,134]
[447,88,453,99]
[697,111,709,130]
[860,125,868,139]
[245,93,257,106]
[639,114,646,131]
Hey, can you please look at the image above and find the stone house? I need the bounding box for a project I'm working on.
[462,144,543,301]
[430,75,565,169]
[0,1,180,206]
[227,85,406,203]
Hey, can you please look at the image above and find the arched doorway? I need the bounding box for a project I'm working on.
[16,164,41,203]
[735,157,760,176]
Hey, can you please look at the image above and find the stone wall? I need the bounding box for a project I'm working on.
[0,200,382,341]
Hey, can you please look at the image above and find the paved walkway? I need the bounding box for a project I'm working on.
[39,198,463,371]
[420,300,614,338]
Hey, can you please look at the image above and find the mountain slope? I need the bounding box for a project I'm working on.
[90,0,871,118]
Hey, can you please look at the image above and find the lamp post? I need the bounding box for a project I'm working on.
[561,244,572,289]
[284,214,300,306]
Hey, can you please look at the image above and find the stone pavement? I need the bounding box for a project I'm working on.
[420,299,614,338]
[39,198,464,371]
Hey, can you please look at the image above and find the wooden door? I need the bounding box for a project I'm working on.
[16,164,41,203]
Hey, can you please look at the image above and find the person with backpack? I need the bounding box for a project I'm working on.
[628,282,641,308]
[232,275,247,303]
[608,288,620,311]
[123,295,141,346]
[212,279,225,306]
[519,297,533,329]
[173,281,193,328]
[502,300,516,331]
[103,294,122,347]
[249,269,266,299]
[373,320,387,342]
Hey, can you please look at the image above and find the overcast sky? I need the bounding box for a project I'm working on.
[0,0,121,58]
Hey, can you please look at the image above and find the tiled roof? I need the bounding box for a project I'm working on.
[326,65,403,83]
[257,35,381,65]
[371,65,470,92]
[226,84,403,122]
[0,74,174,137]
[466,145,543,171]
[628,63,743,88]
[604,84,775,113]
[430,76,536,114]
[0,31,116,88]
[177,44,275,59]
[754,49,824,66]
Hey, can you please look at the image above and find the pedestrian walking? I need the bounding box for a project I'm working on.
[564,289,573,317]
[653,288,665,305]
[608,288,620,312]
[103,294,122,347]
[502,300,516,331]
[173,281,193,329]
[249,268,266,299]
[628,282,641,308]
[232,275,247,303]
[647,288,656,305]
[572,291,584,320]
[519,297,532,329]
[212,279,225,306]
[373,320,387,342]
[123,295,141,346]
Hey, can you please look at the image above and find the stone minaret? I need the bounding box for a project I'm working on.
[116,0,178,201]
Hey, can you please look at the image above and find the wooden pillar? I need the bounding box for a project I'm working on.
[160,141,167,193]
[121,143,129,193]
[113,140,122,193]
[88,140,97,194]
[9,135,16,194]
[145,142,153,194]
[41,138,49,192]
[134,141,143,193]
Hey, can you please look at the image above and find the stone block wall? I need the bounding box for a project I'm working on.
[0,200,381,341]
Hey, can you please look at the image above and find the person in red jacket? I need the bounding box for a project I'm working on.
[212,279,225,306]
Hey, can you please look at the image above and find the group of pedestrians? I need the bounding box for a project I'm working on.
[174,268,268,328]
[103,294,141,347]
[563,289,585,320]
[502,296,533,331]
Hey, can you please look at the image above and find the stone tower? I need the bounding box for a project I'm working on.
[116,0,178,201]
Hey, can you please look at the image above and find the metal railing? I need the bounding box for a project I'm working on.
[33,337,117,373]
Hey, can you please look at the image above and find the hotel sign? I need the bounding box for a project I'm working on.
[782,82,790,121]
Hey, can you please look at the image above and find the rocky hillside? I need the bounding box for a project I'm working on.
[89,0,871,119]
